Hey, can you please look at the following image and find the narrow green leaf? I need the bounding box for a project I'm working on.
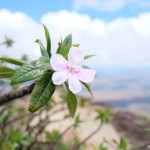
[42,24,51,57]
[35,39,49,57]
[57,34,72,54]
[0,66,16,78]
[84,54,96,60]
[82,82,93,97]
[11,64,43,85]
[61,44,80,59]
[62,34,72,49]
[65,83,77,117]
[0,57,25,66]
[61,45,72,58]
[38,56,51,70]
[72,44,80,47]
[29,71,55,112]
[82,65,91,69]
[67,90,77,118]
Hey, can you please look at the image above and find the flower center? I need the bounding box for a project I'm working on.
[67,64,80,74]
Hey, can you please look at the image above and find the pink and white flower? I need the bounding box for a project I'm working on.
[50,48,96,94]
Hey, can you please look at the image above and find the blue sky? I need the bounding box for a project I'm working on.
[0,0,150,21]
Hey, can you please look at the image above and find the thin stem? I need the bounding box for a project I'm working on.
[73,121,103,150]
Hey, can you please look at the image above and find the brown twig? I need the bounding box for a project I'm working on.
[0,83,35,106]
[73,121,103,150]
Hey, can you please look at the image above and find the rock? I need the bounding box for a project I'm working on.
[112,111,150,148]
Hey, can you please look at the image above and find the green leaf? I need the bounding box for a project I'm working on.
[65,82,77,118]
[0,57,25,66]
[0,66,16,78]
[67,91,77,118]
[98,144,108,150]
[62,34,72,48]
[35,39,49,57]
[11,64,43,85]
[57,34,72,54]
[95,108,113,123]
[74,115,83,128]
[38,56,51,70]
[118,138,129,150]
[84,54,96,60]
[82,82,93,97]
[61,45,72,58]
[29,71,55,112]
[42,24,51,57]
[82,65,91,69]
[72,44,80,47]
[61,44,80,59]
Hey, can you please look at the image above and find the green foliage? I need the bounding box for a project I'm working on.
[45,130,61,143]
[138,115,149,121]
[38,56,51,70]
[42,24,51,57]
[95,108,113,123]
[61,45,72,58]
[117,138,130,150]
[74,115,83,128]
[21,54,29,62]
[1,36,14,48]
[84,54,96,60]
[1,130,33,150]
[67,90,78,118]
[29,71,56,112]
[0,66,16,78]
[61,44,79,59]
[98,144,108,150]
[35,39,49,57]
[0,57,25,66]
[57,34,72,54]
[0,24,95,116]
[11,64,43,85]
[81,82,93,97]
[144,128,150,134]
[65,82,77,117]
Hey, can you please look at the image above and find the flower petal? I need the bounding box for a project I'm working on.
[50,54,68,71]
[68,47,84,66]
[52,70,68,85]
[68,75,82,94]
[77,68,96,83]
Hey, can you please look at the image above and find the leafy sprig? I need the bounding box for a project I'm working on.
[0,24,95,117]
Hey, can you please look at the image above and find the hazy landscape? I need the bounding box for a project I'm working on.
[82,65,150,115]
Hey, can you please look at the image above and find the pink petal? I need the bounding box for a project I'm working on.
[77,68,96,83]
[68,75,82,94]
[52,70,68,85]
[68,47,84,66]
[50,54,68,71]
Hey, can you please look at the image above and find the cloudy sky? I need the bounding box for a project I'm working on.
[0,0,150,69]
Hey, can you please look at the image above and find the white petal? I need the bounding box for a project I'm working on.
[50,54,68,71]
[52,71,68,85]
[77,68,96,83]
[68,75,82,94]
[68,47,84,66]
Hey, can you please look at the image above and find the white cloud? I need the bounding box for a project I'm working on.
[73,0,150,12]
[0,9,42,60]
[0,9,150,68]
